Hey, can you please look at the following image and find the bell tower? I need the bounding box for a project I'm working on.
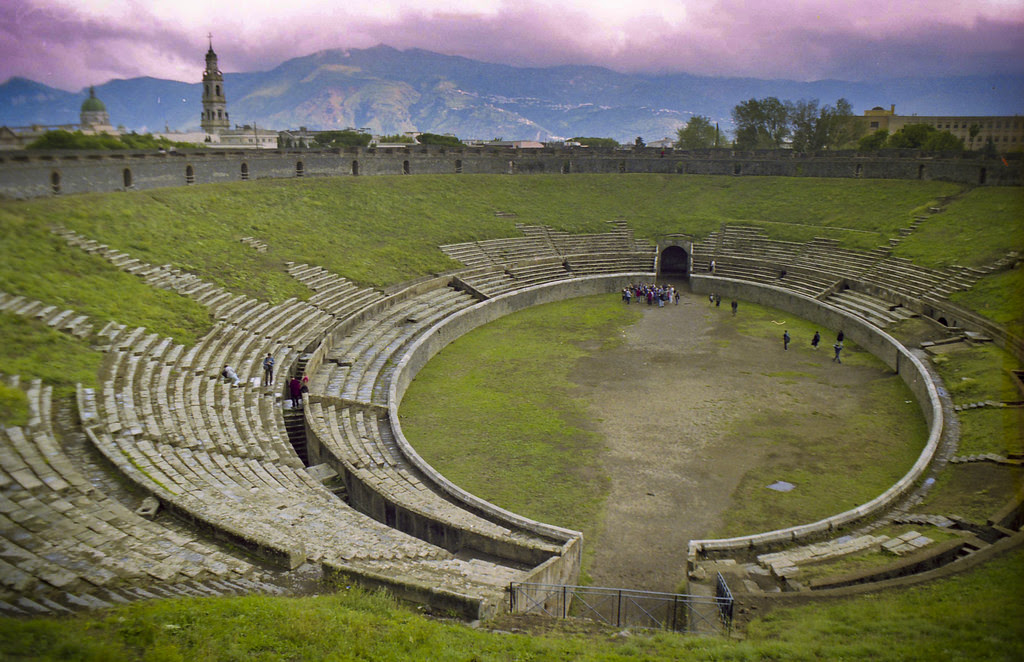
[201,35,229,134]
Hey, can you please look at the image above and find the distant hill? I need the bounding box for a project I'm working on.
[2,45,1022,142]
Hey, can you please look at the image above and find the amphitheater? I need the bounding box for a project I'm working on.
[0,154,1021,636]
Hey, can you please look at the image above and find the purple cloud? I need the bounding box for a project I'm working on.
[2,0,1022,91]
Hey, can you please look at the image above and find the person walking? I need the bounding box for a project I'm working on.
[833,343,843,363]
[783,330,791,350]
[731,300,738,315]
[811,331,820,349]
[262,353,275,386]
[289,376,303,408]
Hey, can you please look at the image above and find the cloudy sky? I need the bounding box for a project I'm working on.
[2,0,1023,91]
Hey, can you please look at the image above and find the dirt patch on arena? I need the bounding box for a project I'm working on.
[570,286,894,593]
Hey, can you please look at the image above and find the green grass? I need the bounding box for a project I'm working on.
[712,373,927,538]
[399,295,640,554]
[0,380,28,426]
[951,264,1024,338]
[930,344,1022,405]
[0,313,104,397]
[1,550,1022,661]
[957,407,1024,457]
[894,186,1024,268]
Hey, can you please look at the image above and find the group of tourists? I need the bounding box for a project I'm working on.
[792,329,845,362]
[622,283,680,307]
[220,352,310,405]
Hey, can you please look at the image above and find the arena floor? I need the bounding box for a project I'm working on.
[568,285,919,592]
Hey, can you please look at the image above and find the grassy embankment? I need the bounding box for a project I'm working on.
[894,186,1024,337]
[0,174,966,418]
[1,547,1022,660]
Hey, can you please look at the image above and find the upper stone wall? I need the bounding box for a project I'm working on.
[0,146,1019,199]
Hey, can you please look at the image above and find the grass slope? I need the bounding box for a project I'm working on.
[1,548,1021,661]
[0,175,981,411]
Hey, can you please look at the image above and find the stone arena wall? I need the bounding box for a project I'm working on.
[1,146,1020,199]
[686,275,944,559]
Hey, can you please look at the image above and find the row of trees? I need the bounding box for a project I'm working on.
[727,97,866,151]
[858,124,965,152]
[677,97,866,151]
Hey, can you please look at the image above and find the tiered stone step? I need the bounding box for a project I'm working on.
[286,264,384,319]
[564,252,656,276]
[458,267,518,298]
[826,290,916,328]
[755,534,892,579]
[307,401,562,558]
[0,292,93,339]
[791,239,887,281]
[0,377,259,610]
[321,288,477,404]
[507,259,571,287]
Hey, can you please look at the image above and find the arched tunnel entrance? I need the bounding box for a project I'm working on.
[659,245,689,276]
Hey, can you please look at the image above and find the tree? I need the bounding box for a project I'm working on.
[634,136,645,149]
[968,124,981,151]
[886,123,935,149]
[732,97,789,149]
[858,130,889,152]
[675,115,717,149]
[376,133,414,144]
[313,130,372,148]
[416,133,462,147]
[818,99,865,150]
[922,131,964,152]
[570,137,619,149]
[886,123,962,152]
[788,98,864,152]
[787,99,821,152]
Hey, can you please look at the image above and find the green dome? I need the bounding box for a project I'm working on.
[81,87,106,112]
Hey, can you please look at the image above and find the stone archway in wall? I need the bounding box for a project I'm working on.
[658,243,689,276]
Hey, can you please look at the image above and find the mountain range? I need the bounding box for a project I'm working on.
[2,45,1022,143]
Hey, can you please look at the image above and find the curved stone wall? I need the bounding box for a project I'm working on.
[1,146,1019,199]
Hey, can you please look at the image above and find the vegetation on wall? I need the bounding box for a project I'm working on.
[26,130,198,151]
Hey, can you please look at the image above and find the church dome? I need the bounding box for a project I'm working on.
[81,87,106,112]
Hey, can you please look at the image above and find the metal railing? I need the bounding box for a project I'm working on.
[509,575,733,635]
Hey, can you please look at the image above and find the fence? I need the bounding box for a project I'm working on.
[509,575,733,635]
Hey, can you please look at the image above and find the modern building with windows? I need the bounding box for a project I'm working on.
[864,105,1023,152]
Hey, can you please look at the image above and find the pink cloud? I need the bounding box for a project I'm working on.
[2,0,1022,91]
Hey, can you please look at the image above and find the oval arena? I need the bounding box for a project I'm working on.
[5,171,1020,627]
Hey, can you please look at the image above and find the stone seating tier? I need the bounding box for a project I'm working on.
[0,292,94,339]
[322,288,477,404]
[307,401,561,561]
[0,378,258,606]
[826,290,916,328]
